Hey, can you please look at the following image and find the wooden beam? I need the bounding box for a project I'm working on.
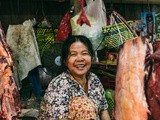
[104,0,160,4]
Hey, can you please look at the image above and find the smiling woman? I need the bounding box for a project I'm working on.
[39,35,111,120]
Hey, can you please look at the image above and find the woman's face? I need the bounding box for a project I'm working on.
[66,41,92,78]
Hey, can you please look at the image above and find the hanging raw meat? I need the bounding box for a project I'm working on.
[56,11,72,41]
[146,41,160,120]
[77,0,91,26]
[0,24,21,120]
[114,37,149,120]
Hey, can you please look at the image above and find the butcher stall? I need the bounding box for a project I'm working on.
[0,0,160,120]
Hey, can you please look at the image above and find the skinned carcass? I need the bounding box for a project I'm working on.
[146,41,160,120]
[114,37,149,120]
[0,24,21,120]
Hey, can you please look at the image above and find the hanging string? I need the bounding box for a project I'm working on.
[110,0,113,11]
[41,0,45,17]
[9,0,14,24]
[17,0,20,23]
[147,0,151,13]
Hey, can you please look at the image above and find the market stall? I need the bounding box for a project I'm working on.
[0,0,160,120]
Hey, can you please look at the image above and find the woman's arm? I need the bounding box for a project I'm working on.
[100,110,111,120]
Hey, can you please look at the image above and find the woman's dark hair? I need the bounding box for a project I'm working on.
[61,35,95,71]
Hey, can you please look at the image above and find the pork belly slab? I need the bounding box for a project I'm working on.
[114,37,149,120]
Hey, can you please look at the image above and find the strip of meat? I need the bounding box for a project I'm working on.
[146,41,160,120]
[0,24,21,120]
[114,37,149,120]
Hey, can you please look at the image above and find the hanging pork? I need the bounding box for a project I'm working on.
[0,23,21,120]
[146,41,160,120]
[114,37,149,120]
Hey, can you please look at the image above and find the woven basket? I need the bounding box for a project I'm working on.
[102,10,137,51]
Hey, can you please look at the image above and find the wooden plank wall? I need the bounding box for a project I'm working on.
[0,0,70,33]
[0,0,160,33]
[105,3,160,20]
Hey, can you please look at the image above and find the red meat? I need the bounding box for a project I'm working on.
[146,41,160,120]
[0,24,21,120]
[56,11,72,41]
[114,37,149,120]
[77,0,91,27]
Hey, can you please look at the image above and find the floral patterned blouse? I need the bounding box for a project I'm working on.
[68,96,98,120]
[39,71,108,120]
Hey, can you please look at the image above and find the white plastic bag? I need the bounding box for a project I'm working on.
[71,0,106,50]
[85,0,106,29]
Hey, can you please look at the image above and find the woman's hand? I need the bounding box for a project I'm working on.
[100,110,111,120]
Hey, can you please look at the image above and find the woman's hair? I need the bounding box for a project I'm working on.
[61,35,95,71]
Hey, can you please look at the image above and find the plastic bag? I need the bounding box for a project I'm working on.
[84,0,106,29]
[71,0,106,50]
